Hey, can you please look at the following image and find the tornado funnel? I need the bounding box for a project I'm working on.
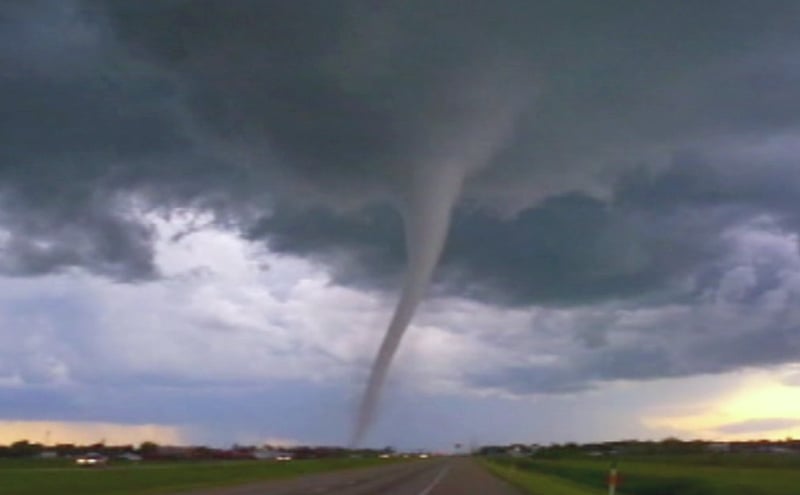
[351,163,465,446]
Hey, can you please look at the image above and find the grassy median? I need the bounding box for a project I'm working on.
[0,457,397,495]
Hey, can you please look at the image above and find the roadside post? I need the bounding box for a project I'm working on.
[608,460,619,495]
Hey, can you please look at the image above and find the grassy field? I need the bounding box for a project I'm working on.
[0,457,397,495]
[485,461,602,495]
[486,455,800,495]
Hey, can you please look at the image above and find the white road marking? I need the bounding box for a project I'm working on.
[417,466,450,495]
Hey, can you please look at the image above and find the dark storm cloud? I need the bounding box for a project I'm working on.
[689,325,800,373]
[0,1,277,277]
[470,346,678,395]
[0,1,181,278]
[0,199,155,279]
[470,365,591,395]
[469,324,800,396]
[95,0,532,200]
[440,190,723,305]
[258,154,800,306]
[249,204,407,288]
[461,227,800,395]
[103,1,800,302]
[93,0,800,206]
[2,2,800,308]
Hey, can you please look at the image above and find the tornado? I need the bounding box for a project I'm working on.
[351,162,466,446]
[350,70,528,446]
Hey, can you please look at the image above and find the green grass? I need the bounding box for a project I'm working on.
[485,460,603,495]
[0,458,398,495]
[486,456,800,495]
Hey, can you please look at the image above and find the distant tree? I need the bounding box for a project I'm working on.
[55,443,77,457]
[9,440,42,457]
[88,441,106,453]
[139,441,159,457]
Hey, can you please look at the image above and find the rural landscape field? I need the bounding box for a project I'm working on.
[488,453,800,495]
[4,439,800,495]
[0,457,399,495]
[4,454,800,495]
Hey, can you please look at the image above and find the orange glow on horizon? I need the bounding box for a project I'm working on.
[0,420,186,446]
[644,370,800,440]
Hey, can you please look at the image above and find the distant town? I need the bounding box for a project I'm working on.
[0,440,431,463]
[479,438,800,457]
[2,437,799,463]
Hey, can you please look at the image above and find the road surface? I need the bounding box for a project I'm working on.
[174,457,522,495]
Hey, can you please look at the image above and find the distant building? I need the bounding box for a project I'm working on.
[509,447,526,457]
[156,445,195,458]
[707,442,730,453]
[252,449,281,460]
[766,446,794,455]
[251,448,295,460]
[118,452,142,461]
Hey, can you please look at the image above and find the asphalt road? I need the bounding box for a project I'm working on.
[175,458,522,495]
